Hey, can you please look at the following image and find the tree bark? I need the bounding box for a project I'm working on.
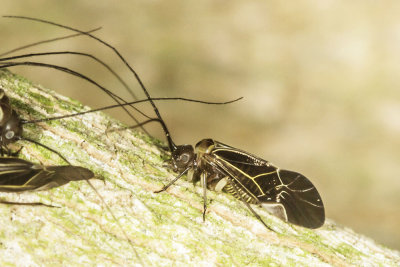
[0,69,399,266]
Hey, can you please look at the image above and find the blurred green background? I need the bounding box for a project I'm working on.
[2,1,400,250]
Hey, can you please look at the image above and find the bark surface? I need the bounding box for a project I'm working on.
[0,69,399,266]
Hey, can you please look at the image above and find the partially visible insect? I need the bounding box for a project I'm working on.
[0,20,152,264]
[10,15,327,230]
[0,89,144,264]
[0,87,90,161]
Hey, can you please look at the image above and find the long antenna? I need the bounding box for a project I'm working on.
[0,51,138,100]
[4,16,176,151]
[0,27,102,57]
[21,96,243,124]
[0,61,152,121]
[0,53,150,134]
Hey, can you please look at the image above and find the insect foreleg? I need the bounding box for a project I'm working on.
[154,166,191,193]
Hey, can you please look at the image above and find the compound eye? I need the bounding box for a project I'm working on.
[5,130,14,140]
[179,153,190,164]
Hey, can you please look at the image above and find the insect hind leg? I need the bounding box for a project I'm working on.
[200,171,208,222]
[260,203,288,223]
[0,199,60,208]
[3,146,24,157]
[228,178,276,233]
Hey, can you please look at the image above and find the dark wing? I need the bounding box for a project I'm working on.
[0,157,39,192]
[0,157,94,192]
[43,165,94,190]
[210,142,325,229]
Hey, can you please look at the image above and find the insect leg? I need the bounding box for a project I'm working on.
[154,166,191,193]
[7,146,24,157]
[228,178,275,233]
[201,171,208,222]
[0,200,59,208]
[84,180,144,266]
[20,137,70,164]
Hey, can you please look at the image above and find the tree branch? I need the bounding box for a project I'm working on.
[0,69,399,266]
